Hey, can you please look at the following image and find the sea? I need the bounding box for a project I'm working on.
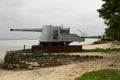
[0,38,99,57]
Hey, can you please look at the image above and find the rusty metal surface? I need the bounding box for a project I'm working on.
[32,45,82,52]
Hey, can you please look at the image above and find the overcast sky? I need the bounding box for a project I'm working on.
[0,0,106,39]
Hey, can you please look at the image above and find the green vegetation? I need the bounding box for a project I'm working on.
[112,41,120,45]
[75,69,120,80]
[20,49,49,54]
[83,48,120,53]
[20,47,120,54]
[97,0,120,41]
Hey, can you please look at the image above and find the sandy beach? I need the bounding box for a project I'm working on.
[0,42,120,80]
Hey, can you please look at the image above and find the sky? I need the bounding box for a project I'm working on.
[0,0,106,39]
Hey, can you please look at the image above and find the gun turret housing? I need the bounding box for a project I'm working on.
[10,25,85,47]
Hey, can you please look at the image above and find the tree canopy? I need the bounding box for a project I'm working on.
[97,0,120,41]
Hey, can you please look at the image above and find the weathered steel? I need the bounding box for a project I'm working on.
[10,25,85,43]
[10,25,85,52]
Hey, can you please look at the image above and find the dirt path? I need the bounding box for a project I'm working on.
[0,53,120,80]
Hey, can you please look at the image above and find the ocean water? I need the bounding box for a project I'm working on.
[0,38,99,57]
[0,40,38,57]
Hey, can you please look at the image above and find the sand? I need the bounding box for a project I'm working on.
[0,42,120,80]
[83,42,120,49]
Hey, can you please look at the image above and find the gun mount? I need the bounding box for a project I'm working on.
[10,25,85,52]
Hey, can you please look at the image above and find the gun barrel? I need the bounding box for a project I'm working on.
[10,28,42,32]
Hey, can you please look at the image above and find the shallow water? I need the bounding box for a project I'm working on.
[0,40,38,57]
[0,38,99,57]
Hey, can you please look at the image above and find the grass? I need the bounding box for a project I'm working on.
[112,41,120,45]
[20,48,49,54]
[75,69,120,80]
[20,48,120,54]
[83,48,120,53]
[0,58,4,69]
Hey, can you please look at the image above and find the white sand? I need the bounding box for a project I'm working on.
[83,42,120,49]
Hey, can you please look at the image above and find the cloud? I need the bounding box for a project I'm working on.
[0,0,106,38]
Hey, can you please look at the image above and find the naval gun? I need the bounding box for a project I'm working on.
[10,25,85,52]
